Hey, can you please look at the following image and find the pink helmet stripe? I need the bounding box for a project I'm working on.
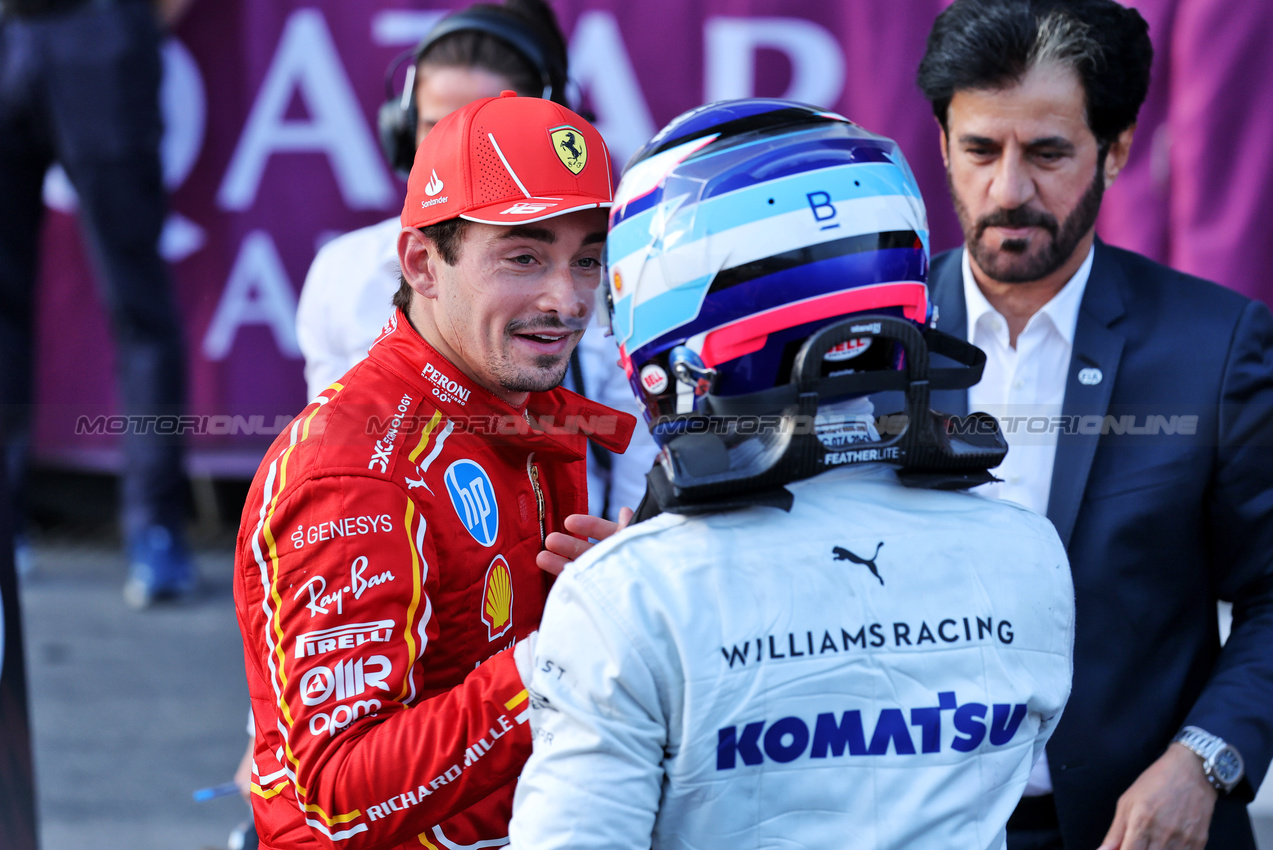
[699,282,929,368]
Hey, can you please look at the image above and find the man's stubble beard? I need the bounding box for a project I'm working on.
[950,159,1105,285]
[495,352,573,395]
[493,317,584,395]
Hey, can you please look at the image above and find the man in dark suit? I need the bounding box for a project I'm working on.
[916,1,1273,849]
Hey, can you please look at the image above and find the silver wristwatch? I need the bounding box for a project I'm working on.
[1172,726,1245,794]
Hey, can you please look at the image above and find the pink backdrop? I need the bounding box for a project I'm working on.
[32,0,1273,476]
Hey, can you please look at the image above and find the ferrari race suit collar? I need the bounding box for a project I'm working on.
[365,308,636,458]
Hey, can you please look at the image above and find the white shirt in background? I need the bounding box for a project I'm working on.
[296,217,403,400]
[962,243,1093,796]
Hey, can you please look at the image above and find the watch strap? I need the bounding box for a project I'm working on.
[1172,725,1243,793]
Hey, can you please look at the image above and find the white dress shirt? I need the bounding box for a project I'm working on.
[964,244,1092,795]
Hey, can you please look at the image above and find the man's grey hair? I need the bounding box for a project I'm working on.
[1028,11,1099,74]
[917,0,1153,148]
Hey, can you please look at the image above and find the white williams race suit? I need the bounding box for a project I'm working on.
[510,464,1074,850]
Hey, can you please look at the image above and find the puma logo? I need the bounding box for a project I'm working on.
[833,542,885,586]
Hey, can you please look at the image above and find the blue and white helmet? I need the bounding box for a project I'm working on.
[603,99,1005,500]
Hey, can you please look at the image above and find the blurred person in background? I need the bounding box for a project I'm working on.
[916,1,1273,848]
[0,0,196,606]
[294,0,658,525]
[236,92,632,849]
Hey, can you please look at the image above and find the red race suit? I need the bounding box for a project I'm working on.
[234,310,635,849]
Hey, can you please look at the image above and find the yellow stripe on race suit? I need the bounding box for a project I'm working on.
[408,408,444,463]
[505,690,529,711]
[265,400,325,724]
[251,779,291,800]
[256,398,329,795]
[303,803,363,826]
[418,832,441,849]
[397,499,427,702]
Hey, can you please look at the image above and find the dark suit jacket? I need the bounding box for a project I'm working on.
[928,241,1273,850]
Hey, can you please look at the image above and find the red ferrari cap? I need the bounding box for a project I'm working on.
[402,91,613,229]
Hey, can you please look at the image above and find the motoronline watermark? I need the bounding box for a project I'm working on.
[75,414,293,436]
[641,413,1202,438]
[71,411,1205,440]
[944,413,1199,437]
[364,412,629,438]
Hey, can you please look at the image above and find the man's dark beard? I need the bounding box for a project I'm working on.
[499,356,572,394]
[951,162,1105,284]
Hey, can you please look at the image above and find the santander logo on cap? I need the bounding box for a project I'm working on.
[424,169,444,196]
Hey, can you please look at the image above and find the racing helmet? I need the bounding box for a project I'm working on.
[602,99,1005,501]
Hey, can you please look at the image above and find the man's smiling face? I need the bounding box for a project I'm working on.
[416,208,608,406]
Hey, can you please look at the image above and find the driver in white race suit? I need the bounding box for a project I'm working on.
[508,100,1076,850]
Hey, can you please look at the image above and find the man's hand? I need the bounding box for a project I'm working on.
[234,736,254,805]
[535,507,634,575]
[1096,743,1217,850]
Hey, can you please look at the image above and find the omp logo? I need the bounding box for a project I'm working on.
[716,692,1028,770]
[445,459,498,547]
[295,620,394,658]
[500,201,557,216]
[310,699,381,737]
[482,555,514,641]
[299,655,392,706]
[424,169,444,196]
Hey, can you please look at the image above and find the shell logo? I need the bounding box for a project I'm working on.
[482,554,514,641]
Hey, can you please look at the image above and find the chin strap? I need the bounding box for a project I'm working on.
[632,453,999,524]
[632,464,794,523]
[896,468,1001,490]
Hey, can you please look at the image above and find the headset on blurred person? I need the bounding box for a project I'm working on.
[378,1,570,175]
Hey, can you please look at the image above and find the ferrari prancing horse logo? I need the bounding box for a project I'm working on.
[549,125,588,175]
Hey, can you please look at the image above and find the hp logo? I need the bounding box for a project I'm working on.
[445,460,499,547]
